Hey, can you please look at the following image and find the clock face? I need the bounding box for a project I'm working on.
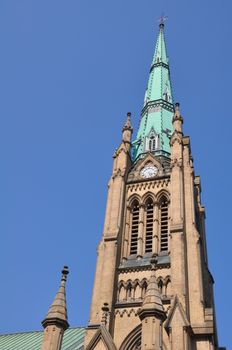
[140,165,158,179]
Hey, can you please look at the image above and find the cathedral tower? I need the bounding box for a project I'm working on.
[84,22,224,350]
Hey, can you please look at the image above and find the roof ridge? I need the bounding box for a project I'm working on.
[0,327,85,336]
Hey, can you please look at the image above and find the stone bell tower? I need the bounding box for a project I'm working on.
[84,21,225,350]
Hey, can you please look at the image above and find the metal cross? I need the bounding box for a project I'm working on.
[158,15,168,25]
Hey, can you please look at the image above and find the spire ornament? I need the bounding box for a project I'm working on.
[158,15,168,28]
[41,266,70,350]
[122,112,133,146]
[122,112,132,131]
[172,102,183,134]
[61,265,69,283]
[132,20,174,161]
[41,266,69,330]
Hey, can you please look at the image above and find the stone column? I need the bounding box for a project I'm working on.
[122,206,131,260]
[138,204,145,258]
[153,201,159,255]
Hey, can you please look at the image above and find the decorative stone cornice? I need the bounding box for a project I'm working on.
[141,99,174,117]
[127,178,170,193]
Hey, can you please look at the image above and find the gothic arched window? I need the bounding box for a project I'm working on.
[145,198,153,253]
[160,196,169,252]
[158,279,163,295]
[130,200,139,255]
[141,280,148,298]
[145,131,158,152]
[165,278,171,297]
[149,135,156,151]
[127,282,133,300]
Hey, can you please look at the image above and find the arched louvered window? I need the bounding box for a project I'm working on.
[149,135,156,151]
[145,198,154,253]
[130,200,139,255]
[160,196,169,252]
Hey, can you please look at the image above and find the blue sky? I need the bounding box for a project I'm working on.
[0,0,231,347]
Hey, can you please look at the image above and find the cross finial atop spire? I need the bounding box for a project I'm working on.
[158,14,168,28]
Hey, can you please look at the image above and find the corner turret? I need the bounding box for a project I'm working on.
[122,112,133,151]
[41,266,69,350]
[172,102,183,133]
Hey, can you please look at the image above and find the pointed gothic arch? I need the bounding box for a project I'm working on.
[119,324,142,350]
[127,194,142,208]
[133,280,141,300]
[141,279,148,298]
[164,276,171,296]
[156,189,170,203]
[157,277,164,295]
[144,129,159,153]
[118,281,126,302]
[126,281,133,300]
[141,191,155,204]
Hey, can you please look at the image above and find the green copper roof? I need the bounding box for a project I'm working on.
[0,327,85,350]
[132,23,174,161]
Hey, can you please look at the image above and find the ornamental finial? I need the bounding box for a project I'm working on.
[61,265,69,283]
[158,15,168,28]
[122,112,132,131]
[175,102,180,112]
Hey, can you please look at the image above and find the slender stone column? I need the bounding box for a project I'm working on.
[153,201,159,255]
[122,206,131,260]
[138,204,145,258]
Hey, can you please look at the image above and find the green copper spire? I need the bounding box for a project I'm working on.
[132,22,174,161]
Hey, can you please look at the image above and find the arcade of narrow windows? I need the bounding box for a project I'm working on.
[117,277,171,303]
[124,194,169,258]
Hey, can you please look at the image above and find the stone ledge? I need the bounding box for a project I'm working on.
[191,323,214,335]
[86,324,101,330]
